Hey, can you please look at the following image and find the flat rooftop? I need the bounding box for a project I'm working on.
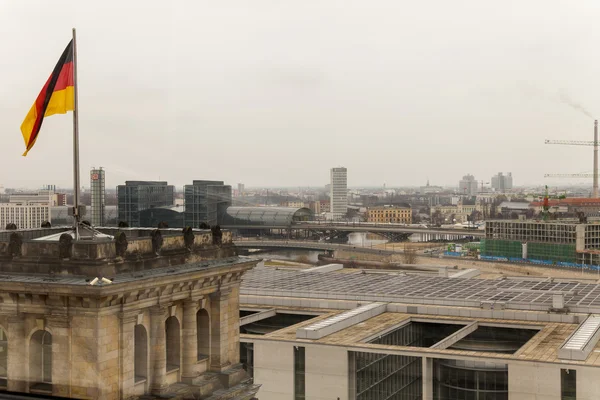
[241,309,593,366]
[241,267,600,313]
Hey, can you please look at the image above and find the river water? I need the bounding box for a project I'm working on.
[253,232,388,264]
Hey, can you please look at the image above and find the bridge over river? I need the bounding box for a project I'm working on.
[224,222,484,242]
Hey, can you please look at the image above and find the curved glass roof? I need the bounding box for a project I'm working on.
[225,206,313,226]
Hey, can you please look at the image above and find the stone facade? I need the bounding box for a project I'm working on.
[0,227,259,400]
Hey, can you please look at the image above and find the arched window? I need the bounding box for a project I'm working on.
[165,317,180,371]
[0,328,6,385]
[196,309,210,360]
[30,330,52,388]
[134,325,148,382]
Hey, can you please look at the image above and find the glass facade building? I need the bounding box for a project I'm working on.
[350,352,422,400]
[433,360,508,400]
[183,180,231,227]
[117,181,174,227]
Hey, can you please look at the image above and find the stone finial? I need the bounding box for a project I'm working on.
[183,226,194,250]
[58,233,73,259]
[8,232,22,258]
[115,231,128,257]
[211,225,223,246]
[151,229,163,255]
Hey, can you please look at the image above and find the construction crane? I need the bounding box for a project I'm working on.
[545,120,598,198]
[544,140,596,146]
[544,173,593,178]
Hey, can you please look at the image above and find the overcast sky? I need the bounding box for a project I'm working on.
[1,1,599,190]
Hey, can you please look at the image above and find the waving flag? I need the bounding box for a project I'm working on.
[20,40,74,156]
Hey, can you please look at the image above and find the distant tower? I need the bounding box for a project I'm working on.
[330,167,348,218]
[90,167,105,226]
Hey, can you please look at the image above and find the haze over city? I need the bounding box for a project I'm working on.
[1,0,600,188]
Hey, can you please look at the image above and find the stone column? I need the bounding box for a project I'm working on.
[181,299,199,383]
[46,316,71,398]
[150,306,167,395]
[119,312,137,398]
[7,315,26,392]
[209,290,231,372]
[422,357,433,400]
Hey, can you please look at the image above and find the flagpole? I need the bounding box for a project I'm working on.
[72,28,81,240]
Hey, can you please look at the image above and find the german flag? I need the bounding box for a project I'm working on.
[20,40,74,156]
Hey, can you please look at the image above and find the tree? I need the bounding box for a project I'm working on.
[470,210,482,222]
[431,210,443,226]
[403,248,417,264]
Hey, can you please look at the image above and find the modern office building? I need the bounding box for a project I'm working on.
[183,180,231,227]
[239,264,600,400]
[330,167,348,219]
[90,167,105,226]
[481,220,600,267]
[458,174,478,196]
[367,205,412,224]
[492,172,513,192]
[0,226,259,399]
[237,183,245,196]
[0,201,49,229]
[117,181,174,227]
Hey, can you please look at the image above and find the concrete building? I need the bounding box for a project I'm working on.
[0,226,259,399]
[458,174,478,196]
[529,198,600,216]
[184,180,232,227]
[237,183,245,196]
[492,172,513,192]
[483,220,600,267]
[367,205,412,224]
[55,193,67,206]
[330,167,348,219]
[0,201,49,229]
[431,200,481,224]
[239,265,600,400]
[279,201,306,208]
[90,167,105,226]
[117,181,175,227]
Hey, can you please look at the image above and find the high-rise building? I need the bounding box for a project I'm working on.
[237,183,245,196]
[491,172,513,192]
[458,174,478,196]
[330,167,348,218]
[90,167,105,226]
[184,180,232,227]
[117,181,174,227]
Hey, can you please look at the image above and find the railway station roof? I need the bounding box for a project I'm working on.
[224,206,313,226]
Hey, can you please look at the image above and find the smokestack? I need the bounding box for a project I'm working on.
[594,120,598,198]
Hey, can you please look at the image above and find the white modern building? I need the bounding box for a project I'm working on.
[330,167,348,219]
[239,264,599,400]
[0,201,49,229]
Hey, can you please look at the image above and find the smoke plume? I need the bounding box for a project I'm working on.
[558,90,593,119]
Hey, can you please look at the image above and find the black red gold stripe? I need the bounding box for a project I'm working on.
[21,40,74,156]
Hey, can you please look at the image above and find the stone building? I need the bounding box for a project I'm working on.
[366,205,412,224]
[0,225,259,399]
